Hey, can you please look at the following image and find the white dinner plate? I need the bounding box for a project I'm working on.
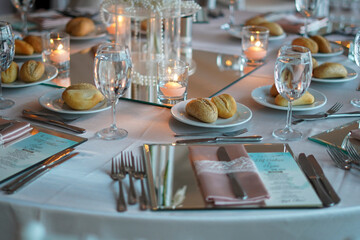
[2,63,58,88]
[14,53,42,60]
[39,89,111,114]
[171,99,252,128]
[251,85,327,111]
[225,25,286,41]
[312,66,358,83]
[68,25,107,40]
[312,42,344,58]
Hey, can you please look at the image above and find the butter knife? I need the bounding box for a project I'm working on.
[22,112,86,134]
[5,152,79,194]
[307,155,340,204]
[175,135,263,144]
[217,147,247,199]
[298,153,334,207]
[293,111,360,120]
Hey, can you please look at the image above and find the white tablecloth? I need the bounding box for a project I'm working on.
[1,10,360,240]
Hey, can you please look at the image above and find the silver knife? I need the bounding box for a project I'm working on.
[175,135,263,144]
[293,111,360,120]
[5,152,79,194]
[217,147,248,200]
[2,148,75,191]
[307,155,341,204]
[298,153,334,207]
[22,112,86,134]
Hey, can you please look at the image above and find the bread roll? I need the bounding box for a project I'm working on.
[15,39,34,55]
[20,60,45,83]
[291,37,318,53]
[211,94,237,119]
[312,57,318,70]
[258,22,284,36]
[66,17,95,37]
[1,62,18,83]
[270,84,279,97]
[313,62,348,79]
[185,98,218,123]
[62,83,105,110]
[245,16,267,26]
[275,91,315,106]
[310,35,332,53]
[23,35,42,53]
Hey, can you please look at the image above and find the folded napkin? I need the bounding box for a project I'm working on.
[28,10,72,30]
[0,118,33,145]
[188,145,270,206]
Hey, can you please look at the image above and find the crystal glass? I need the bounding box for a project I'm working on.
[273,45,312,141]
[94,43,132,140]
[350,31,360,107]
[0,21,15,109]
[11,0,35,36]
[295,0,320,37]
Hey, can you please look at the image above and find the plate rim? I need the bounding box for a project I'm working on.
[171,99,252,128]
[39,88,111,114]
[311,66,358,83]
[251,85,327,111]
[14,53,42,59]
[312,42,344,58]
[225,26,286,41]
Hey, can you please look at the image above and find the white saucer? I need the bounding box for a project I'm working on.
[251,85,327,111]
[312,66,358,83]
[2,63,58,88]
[39,89,111,114]
[171,99,252,128]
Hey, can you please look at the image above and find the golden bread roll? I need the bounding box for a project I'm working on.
[312,57,318,70]
[258,22,284,36]
[245,16,267,26]
[310,35,332,53]
[211,94,237,119]
[66,17,95,37]
[185,98,218,123]
[62,83,105,110]
[313,62,348,79]
[1,62,18,83]
[19,60,45,83]
[275,91,315,106]
[23,35,42,53]
[291,37,318,53]
[15,39,34,55]
[270,84,279,97]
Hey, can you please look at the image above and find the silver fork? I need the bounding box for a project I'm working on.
[122,152,137,205]
[133,156,148,210]
[111,157,127,212]
[344,138,360,165]
[292,102,343,125]
[326,145,360,171]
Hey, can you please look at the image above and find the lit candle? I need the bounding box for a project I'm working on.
[106,16,124,35]
[160,81,186,97]
[244,40,267,61]
[50,44,69,63]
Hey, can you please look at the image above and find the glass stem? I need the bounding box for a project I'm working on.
[110,100,118,131]
[304,17,308,38]
[286,101,293,131]
[0,74,3,100]
[229,0,235,25]
[21,11,28,36]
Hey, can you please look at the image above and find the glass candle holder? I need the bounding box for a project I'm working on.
[241,26,269,66]
[157,59,189,106]
[42,32,70,74]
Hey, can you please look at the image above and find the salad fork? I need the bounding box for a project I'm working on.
[122,152,137,205]
[111,157,127,212]
[326,145,360,171]
[344,138,360,165]
[133,156,148,210]
[292,102,343,125]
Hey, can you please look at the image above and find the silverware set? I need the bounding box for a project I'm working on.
[174,128,248,137]
[111,152,148,212]
[327,144,360,171]
[292,102,343,125]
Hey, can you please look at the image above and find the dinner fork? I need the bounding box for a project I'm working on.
[326,145,360,171]
[344,138,360,165]
[122,152,137,205]
[292,102,343,125]
[133,156,148,210]
[111,157,127,212]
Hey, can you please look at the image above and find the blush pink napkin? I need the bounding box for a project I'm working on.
[0,118,32,144]
[188,145,270,206]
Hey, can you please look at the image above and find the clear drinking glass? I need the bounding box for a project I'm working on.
[273,45,312,141]
[94,43,132,140]
[295,0,320,37]
[0,21,15,109]
[11,0,35,36]
[350,31,360,107]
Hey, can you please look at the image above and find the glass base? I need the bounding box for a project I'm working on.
[272,127,302,141]
[0,98,15,109]
[351,98,360,107]
[96,127,128,140]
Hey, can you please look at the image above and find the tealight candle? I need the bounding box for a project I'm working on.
[241,26,269,66]
[160,81,186,97]
[50,45,69,63]
[243,46,267,61]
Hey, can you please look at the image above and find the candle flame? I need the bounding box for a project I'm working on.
[167,67,172,74]
[255,41,261,47]
[250,35,255,42]
[173,73,179,81]
[50,39,54,44]
[225,60,232,66]
[58,44,64,50]
[117,16,123,23]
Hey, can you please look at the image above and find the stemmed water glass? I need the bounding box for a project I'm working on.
[273,45,312,141]
[0,21,15,109]
[11,0,35,36]
[350,31,360,107]
[94,42,132,140]
[295,0,320,38]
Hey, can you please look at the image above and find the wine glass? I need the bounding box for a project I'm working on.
[0,21,15,109]
[94,42,132,140]
[273,45,312,141]
[295,0,320,38]
[350,31,360,107]
[11,0,35,36]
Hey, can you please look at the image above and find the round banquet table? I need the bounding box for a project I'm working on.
[1,10,360,240]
